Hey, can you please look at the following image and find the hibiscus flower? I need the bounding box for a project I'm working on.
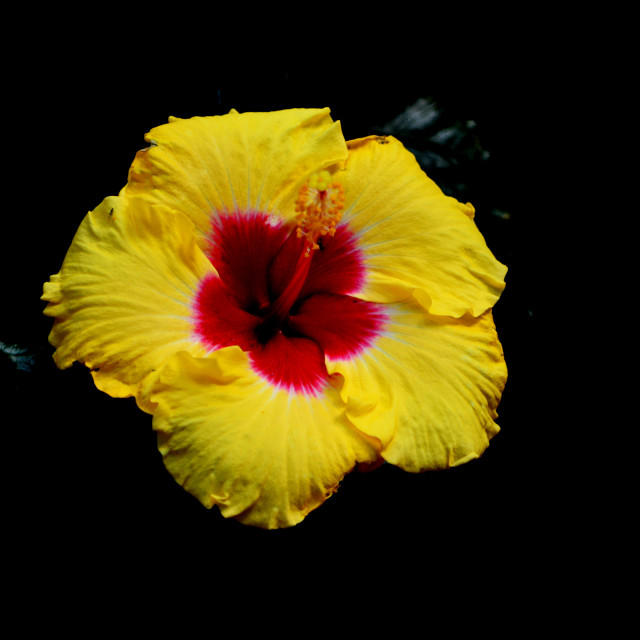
[42,108,507,528]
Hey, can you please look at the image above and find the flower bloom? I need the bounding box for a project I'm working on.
[42,108,508,528]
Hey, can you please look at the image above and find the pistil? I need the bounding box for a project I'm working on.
[258,170,345,337]
[261,247,312,328]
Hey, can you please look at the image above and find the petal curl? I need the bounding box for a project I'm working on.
[326,301,507,471]
[342,135,507,317]
[41,196,213,412]
[122,108,349,244]
[151,348,381,529]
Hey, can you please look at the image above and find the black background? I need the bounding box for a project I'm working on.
[3,27,565,617]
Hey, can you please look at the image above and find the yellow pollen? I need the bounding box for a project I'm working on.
[295,171,346,257]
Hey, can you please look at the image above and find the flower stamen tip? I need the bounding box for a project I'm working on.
[295,171,345,257]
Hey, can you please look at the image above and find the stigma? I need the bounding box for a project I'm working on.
[295,170,345,257]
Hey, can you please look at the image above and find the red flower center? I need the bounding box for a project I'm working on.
[194,211,385,395]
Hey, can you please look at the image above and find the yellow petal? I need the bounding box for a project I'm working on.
[342,135,507,317]
[41,196,213,412]
[151,348,381,529]
[327,301,507,471]
[122,108,348,245]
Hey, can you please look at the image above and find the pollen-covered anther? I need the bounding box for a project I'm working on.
[295,170,346,257]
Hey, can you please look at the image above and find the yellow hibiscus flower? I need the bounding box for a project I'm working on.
[42,107,508,529]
